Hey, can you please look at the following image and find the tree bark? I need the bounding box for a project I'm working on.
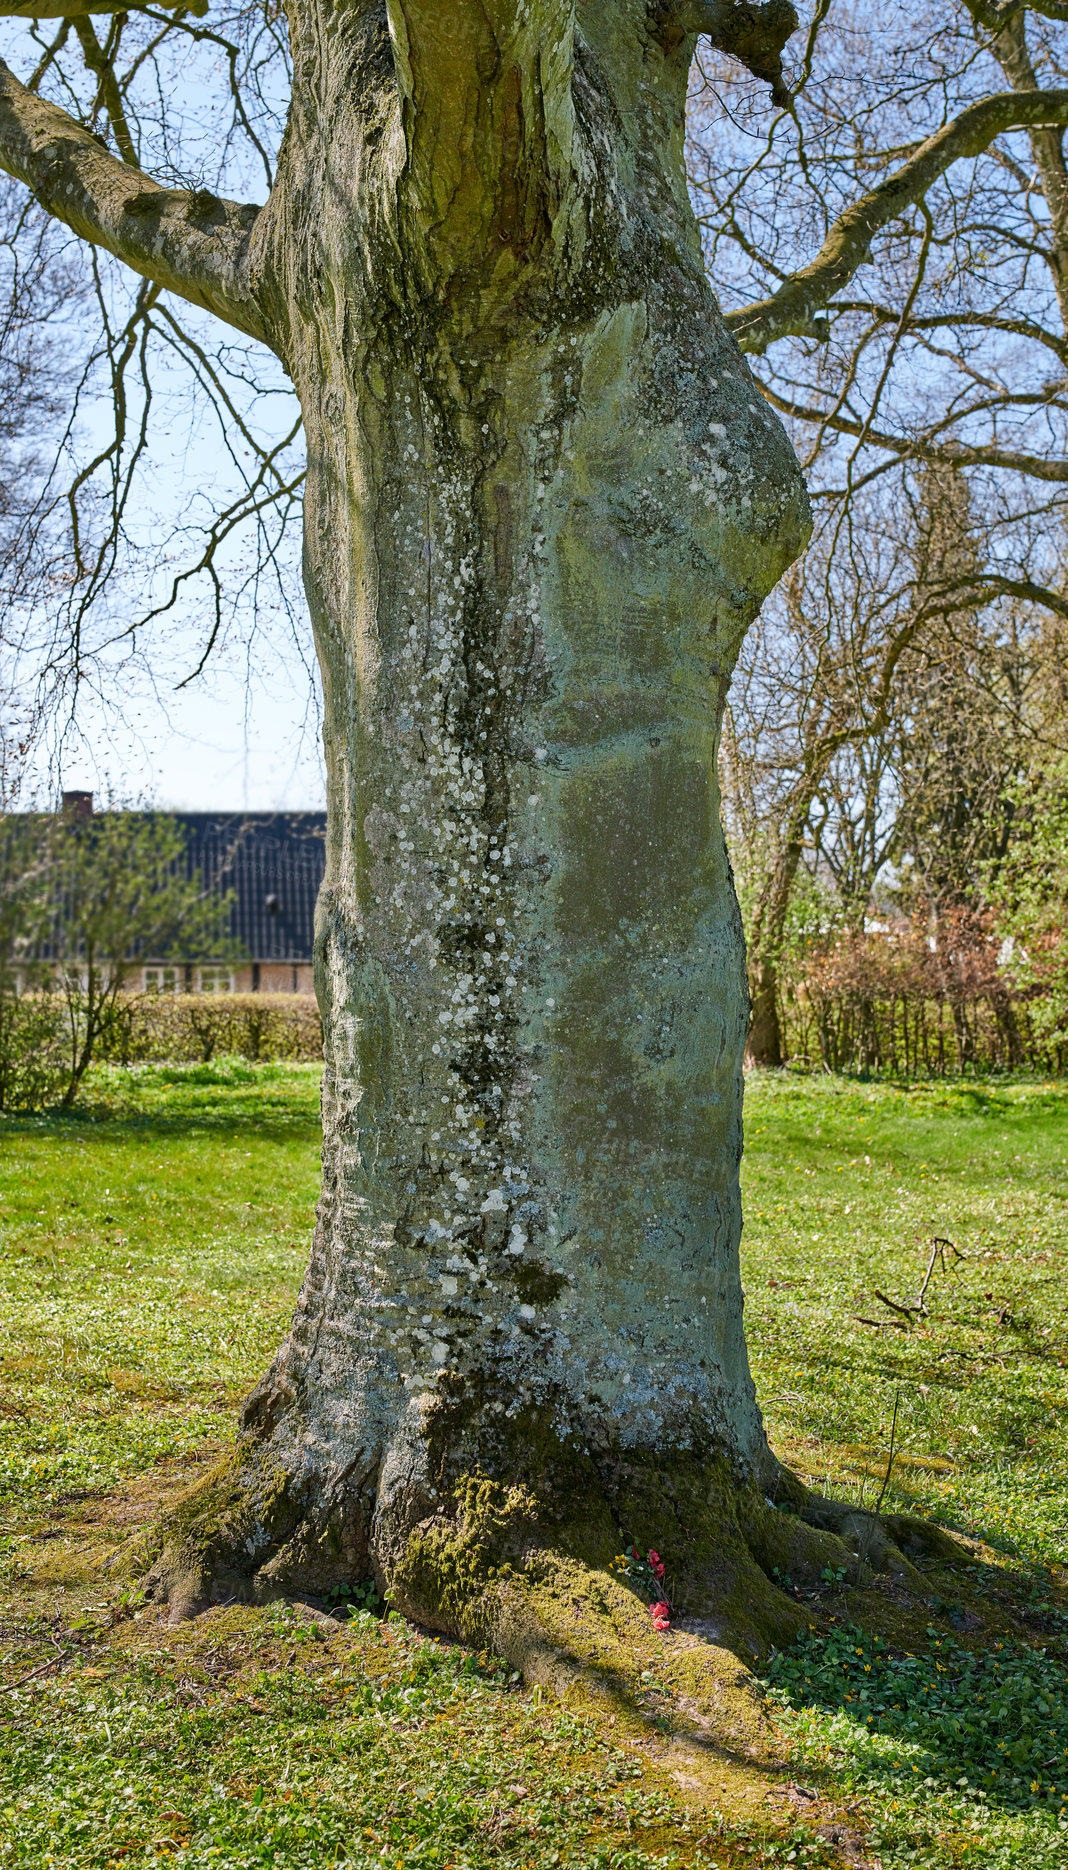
[746,959,783,1069]
[744,789,816,1069]
[132,0,826,1641]
[1,0,942,1675]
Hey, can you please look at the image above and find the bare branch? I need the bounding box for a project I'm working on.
[832,300,1068,366]
[925,571,1068,625]
[727,88,1068,354]
[73,15,137,165]
[757,380,1068,481]
[0,56,268,342]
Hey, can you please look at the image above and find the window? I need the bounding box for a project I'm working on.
[197,966,233,993]
[143,966,181,994]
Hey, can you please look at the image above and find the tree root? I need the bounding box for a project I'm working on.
[120,1422,959,1774]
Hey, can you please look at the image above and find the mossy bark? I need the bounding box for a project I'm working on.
[140,0,864,1664]
[142,1415,938,1756]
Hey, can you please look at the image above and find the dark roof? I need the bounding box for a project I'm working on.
[175,812,326,962]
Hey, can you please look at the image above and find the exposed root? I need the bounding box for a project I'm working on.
[125,1448,374,1622]
[129,1423,955,1776]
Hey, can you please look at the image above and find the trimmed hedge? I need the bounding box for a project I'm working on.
[98,993,322,1065]
[0,992,70,1112]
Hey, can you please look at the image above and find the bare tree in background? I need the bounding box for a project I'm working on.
[723,504,926,1065]
[689,0,1068,1059]
[725,467,1068,1065]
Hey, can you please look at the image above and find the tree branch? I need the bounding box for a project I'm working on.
[73,14,138,165]
[924,572,1068,626]
[726,87,1068,354]
[832,299,1068,366]
[0,56,268,343]
[756,379,1068,481]
[0,0,202,15]
[967,0,1068,28]
[674,0,799,106]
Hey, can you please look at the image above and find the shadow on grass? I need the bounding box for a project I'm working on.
[1,1109,321,1144]
[762,1606,1068,1820]
[0,1064,322,1141]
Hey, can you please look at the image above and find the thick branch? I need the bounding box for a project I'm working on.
[0,0,202,15]
[968,0,1068,27]
[727,88,1068,354]
[0,57,267,343]
[987,14,1068,331]
[676,0,798,106]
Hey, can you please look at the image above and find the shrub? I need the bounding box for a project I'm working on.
[96,993,322,1066]
[0,991,70,1111]
[776,908,1046,1077]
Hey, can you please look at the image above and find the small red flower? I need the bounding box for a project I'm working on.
[649,1600,670,1631]
[647,1549,665,1580]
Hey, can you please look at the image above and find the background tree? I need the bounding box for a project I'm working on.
[0,752,61,1110]
[0,797,230,1106]
[724,476,963,1066]
[724,462,1068,1068]
[690,0,1068,1060]
[987,749,1068,1052]
[1,0,1061,1679]
[45,802,231,1103]
[725,513,922,1065]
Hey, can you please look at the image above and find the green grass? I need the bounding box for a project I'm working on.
[740,1074,1068,1565]
[0,1602,706,1870]
[0,1061,1066,1869]
[741,1072,1068,1870]
[0,1060,317,1523]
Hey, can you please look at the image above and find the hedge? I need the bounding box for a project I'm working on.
[97,992,323,1065]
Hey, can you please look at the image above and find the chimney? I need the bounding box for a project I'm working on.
[62,790,93,821]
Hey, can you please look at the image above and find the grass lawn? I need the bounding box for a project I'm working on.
[0,1061,1065,1869]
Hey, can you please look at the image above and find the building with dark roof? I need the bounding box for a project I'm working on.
[169,810,326,993]
[69,796,326,994]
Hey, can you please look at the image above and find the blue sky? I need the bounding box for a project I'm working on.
[1,8,323,814]
[52,646,325,812]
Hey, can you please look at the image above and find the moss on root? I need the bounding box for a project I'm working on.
[133,1414,950,1769]
[384,1442,943,1760]
[132,1450,318,1621]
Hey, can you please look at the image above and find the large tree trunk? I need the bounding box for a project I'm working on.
[264,267,800,1552]
[142,1,933,1683]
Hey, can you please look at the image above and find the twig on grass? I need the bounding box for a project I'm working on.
[918,1237,963,1311]
[874,1289,918,1325]
[868,1236,965,1329]
[0,1651,69,1692]
[874,1387,901,1514]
